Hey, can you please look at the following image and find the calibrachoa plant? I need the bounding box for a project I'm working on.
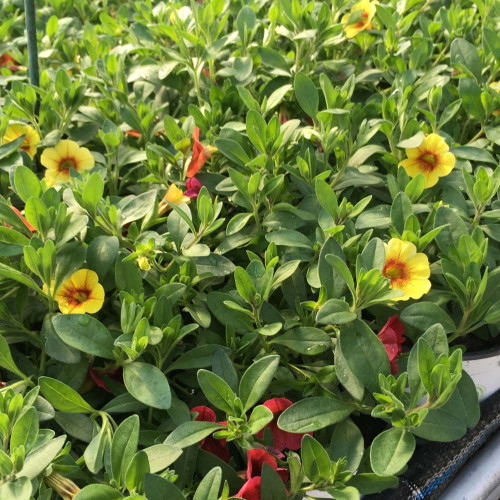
[0,0,498,498]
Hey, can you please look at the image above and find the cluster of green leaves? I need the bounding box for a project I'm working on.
[0,0,499,498]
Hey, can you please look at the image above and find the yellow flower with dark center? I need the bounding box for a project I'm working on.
[342,0,376,39]
[41,140,95,187]
[54,269,104,314]
[382,238,431,301]
[399,133,455,188]
[158,184,190,215]
[3,124,40,159]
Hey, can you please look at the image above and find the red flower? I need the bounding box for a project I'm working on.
[5,206,36,232]
[0,53,20,71]
[184,177,203,199]
[236,476,261,500]
[377,315,406,375]
[190,406,229,462]
[186,127,216,178]
[246,448,288,482]
[256,398,311,451]
[88,366,123,393]
[124,129,141,138]
[278,105,289,125]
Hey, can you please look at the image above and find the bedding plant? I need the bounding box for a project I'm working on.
[0,0,498,498]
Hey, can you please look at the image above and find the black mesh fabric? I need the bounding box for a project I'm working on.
[366,388,500,500]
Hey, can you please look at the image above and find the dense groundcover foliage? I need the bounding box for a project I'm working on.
[0,0,499,498]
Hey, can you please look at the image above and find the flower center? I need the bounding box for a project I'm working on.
[74,290,89,303]
[419,152,437,170]
[383,261,406,281]
[59,158,76,172]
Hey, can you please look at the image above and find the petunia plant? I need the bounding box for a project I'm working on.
[0,0,498,498]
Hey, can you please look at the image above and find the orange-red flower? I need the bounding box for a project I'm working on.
[0,53,20,71]
[5,206,36,232]
[186,127,217,178]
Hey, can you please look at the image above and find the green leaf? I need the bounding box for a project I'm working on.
[0,134,26,160]
[458,78,485,121]
[483,27,500,65]
[261,462,288,500]
[370,428,415,476]
[144,474,186,500]
[390,192,413,234]
[450,38,482,82]
[52,314,115,359]
[123,362,172,410]
[111,414,140,485]
[434,206,468,253]
[317,299,356,325]
[116,250,143,294]
[239,355,280,411]
[164,421,223,448]
[19,435,66,479]
[234,266,256,303]
[302,434,331,483]
[39,377,95,413]
[142,444,183,473]
[193,466,222,500]
[265,229,313,249]
[411,405,467,442]
[197,369,236,413]
[82,172,104,216]
[294,72,319,120]
[11,407,38,454]
[325,254,355,298]
[277,397,355,433]
[212,349,238,393]
[0,477,32,500]
[87,235,119,281]
[125,450,150,493]
[247,405,274,434]
[347,474,398,495]
[338,320,390,393]
[400,302,456,333]
[13,165,42,203]
[270,327,331,355]
[315,179,338,219]
[0,335,26,380]
[330,419,364,472]
[74,485,124,500]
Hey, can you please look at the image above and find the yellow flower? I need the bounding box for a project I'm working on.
[54,269,104,314]
[41,139,95,187]
[399,133,455,188]
[3,124,40,159]
[382,238,431,301]
[342,0,376,39]
[137,256,151,271]
[490,82,500,116]
[158,184,190,215]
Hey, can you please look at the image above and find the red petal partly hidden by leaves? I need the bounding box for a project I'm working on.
[186,126,215,178]
[190,406,230,462]
[377,315,406,375]
[257,398,311,451]
[236,477,261,500]
[246,449,288,482]
[184,177,203,199]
